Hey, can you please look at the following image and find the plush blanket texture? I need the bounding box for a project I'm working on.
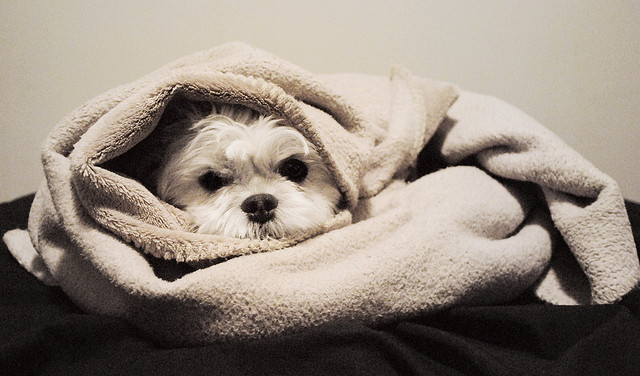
[10,42,639,344]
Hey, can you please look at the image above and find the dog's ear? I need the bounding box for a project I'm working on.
[162,97,213,125]
[99,97,214,194]
[99,138,165,194]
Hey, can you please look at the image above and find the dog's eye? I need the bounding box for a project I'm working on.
[198,171,229,192]
[278,158,308,183]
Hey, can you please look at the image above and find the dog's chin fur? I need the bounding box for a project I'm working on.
[156,104,342,239]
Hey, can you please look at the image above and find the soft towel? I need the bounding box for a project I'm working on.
[12,42,638,345]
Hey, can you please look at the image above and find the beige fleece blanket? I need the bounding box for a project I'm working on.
[11,42,639,345]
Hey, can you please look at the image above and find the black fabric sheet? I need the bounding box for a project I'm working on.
[2,194,640,376]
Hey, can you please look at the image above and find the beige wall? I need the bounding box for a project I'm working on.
[2,1,639,202]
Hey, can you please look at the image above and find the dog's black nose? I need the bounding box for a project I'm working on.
[241,194,278,224]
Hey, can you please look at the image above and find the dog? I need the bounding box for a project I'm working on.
[156,103,342,239]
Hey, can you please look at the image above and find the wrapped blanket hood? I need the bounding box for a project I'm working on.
[25,42,639,345]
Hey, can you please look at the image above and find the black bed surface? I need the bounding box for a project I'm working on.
[2,194,640,376]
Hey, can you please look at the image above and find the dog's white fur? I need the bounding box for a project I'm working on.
[157,104,341,239]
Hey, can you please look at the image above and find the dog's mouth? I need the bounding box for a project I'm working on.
[243,213,308,240]
[244,222,282,240]
[247,211,275,224]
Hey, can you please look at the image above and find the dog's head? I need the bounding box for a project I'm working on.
[157,105,341,239]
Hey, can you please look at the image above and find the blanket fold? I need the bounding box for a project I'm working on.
[21,42,639,344]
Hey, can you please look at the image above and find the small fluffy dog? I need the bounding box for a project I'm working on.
[156,103,342,239]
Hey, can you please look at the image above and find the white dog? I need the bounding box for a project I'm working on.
[156,103,342,239]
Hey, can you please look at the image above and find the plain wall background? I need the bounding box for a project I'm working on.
[1,1,638,202]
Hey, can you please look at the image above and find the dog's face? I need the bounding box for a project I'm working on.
[156,105,341,239]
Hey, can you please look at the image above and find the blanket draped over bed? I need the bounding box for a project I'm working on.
[20,42,639,345]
